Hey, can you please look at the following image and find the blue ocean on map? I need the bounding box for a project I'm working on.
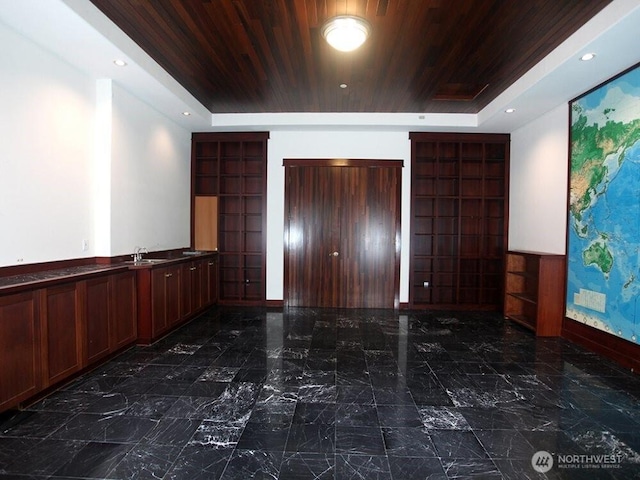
[567,139,640,343]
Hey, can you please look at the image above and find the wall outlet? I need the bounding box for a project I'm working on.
[82,239,89,251]
[16,258,24,263]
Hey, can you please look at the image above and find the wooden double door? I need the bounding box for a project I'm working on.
[284,159,402,309]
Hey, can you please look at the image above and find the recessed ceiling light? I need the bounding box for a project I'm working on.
[580,52,596,61]
[505,108,516,114]
[113,59,127,67]
[339,83,348,89]
[182,111,191,116]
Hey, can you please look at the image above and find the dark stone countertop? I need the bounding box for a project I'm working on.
[0,264,129,294]
[0,251,217,295]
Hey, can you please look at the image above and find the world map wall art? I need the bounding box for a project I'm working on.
[567,61,640,345]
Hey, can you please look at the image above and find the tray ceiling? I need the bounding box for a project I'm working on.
[89,0,612,114]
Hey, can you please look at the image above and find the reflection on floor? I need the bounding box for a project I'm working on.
[1,308,639,479]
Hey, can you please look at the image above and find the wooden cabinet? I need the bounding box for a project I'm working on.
[409,133,509,309]
[182,259,206,318]
[196,258,209,309]
[0,268,138,412]
[205,256,218,305]
[150,264,182,338]
[504,250,566,336]
[137,254,217,344]
[0,254,216,412]
[85,276,111,365]
[40,283,83,387]
[110,271,137,349]
[0,292,41,411]
[84,270,137,365]
[192,132,268,305]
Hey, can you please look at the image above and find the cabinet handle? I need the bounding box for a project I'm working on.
[330,251,339,257]
[190,266,197,271]
[165,273,173,278]
[208,262,215,266]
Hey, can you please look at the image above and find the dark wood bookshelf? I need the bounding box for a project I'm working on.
[191,132,269,305]
[504,250,566,336]
[409,133,510,309]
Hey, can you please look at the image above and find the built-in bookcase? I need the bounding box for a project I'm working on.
[191,132,269,305]
[409,133,509,309]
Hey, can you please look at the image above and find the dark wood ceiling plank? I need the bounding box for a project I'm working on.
[89,0,613,114]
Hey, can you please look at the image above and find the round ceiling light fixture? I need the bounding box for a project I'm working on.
[321,15,371,52]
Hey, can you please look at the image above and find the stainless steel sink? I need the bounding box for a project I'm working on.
[125,258,166,265]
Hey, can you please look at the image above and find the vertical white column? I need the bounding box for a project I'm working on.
[94,78,112,256]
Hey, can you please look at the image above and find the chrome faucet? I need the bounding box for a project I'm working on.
[132,246,148,262]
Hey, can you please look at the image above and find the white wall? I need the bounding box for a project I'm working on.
[266,130,412,302]
[509,104,569,254]
[110,85,191,256]
[0,22,94,266]
[0,21,192,267]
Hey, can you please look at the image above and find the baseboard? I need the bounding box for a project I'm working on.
[562,317,640,373]
[266,300,284,308]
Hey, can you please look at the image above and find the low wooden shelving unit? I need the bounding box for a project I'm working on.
[504,250,566,336]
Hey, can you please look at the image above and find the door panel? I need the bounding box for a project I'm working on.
[285,160,401,309]
[286,166,341,307]
[340,167,400,308]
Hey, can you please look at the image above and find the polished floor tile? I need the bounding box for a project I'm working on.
[1,307,639,479]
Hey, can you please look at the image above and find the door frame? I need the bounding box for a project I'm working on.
[283,158,403,309]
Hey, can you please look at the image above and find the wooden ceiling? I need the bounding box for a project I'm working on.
[90,0,612,114]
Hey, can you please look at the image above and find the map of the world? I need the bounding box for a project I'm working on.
[566,63,640,345]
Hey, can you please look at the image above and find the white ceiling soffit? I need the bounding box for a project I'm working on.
[0,0,639,133]
[0,0,211,130]
[479,0,640,133]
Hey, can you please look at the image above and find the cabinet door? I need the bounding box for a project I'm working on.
[151,268,169,336]
[152,266,182,335]
[85,277,111,365]
[181,262,194,318]
[0,292,41,411]
[41,283,82,387]
[194,260,206,311]
[183,260,206,315]
[111,271,137,349]
[205,257,218,305]
[165,265,182,327]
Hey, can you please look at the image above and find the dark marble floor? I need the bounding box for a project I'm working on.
[1,308,640,479]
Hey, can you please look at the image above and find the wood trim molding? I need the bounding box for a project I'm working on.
[192,131,270,142]
[265,300,284,308]
[563,318,640,372]
[283,158,404,168]
[409,132,511,142]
